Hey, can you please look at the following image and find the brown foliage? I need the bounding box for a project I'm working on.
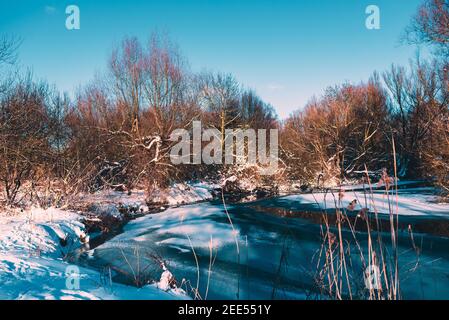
[281,79,390,184]
[406,0,449,58]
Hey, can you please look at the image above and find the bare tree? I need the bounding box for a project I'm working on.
[383,58,448,178]
[0,35,20,66]
[281,79,390,184]
[141,34,187,136]
[197,72,240,151]
[405,0,449,58]
[240,90,277,129]
[69,34,197,193]
[109,37,144,131]
[0,76,52,205]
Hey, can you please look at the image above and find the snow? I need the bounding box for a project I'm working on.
[0,207,86,254]
[87,201,312,299]
[77,189,148,213]
[282,187,449,217]
[77,182,215,211]
[88,203,123,219]
[148,182,214,206]
[1,179,447,300]
[157,263,175,291]
[332,179,423,191]
[98,203,238,252]
[89,188,449,300]
[0,207,189,300]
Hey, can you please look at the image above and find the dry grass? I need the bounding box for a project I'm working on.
[312,153,422,300]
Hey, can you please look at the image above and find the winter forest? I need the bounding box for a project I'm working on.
[0,0,448,301]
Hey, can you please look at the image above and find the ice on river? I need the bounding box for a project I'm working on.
[283,187,449,217]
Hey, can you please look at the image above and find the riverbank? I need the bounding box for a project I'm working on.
[0,178,275,300]
[0,181,220,300]
[1,180,448,300]
[0,206,190,299]
[78,188,449,300]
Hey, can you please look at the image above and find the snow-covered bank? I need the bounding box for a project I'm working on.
[149,182,216,206]
[75,182,215,213]
[2,179,447,300]
[0,207,188,300]
[282,187,449,217]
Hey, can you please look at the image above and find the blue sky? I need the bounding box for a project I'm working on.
[0,0,424,118]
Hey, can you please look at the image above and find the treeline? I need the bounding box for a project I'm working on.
[280,0,448,191]
[0,0,448,206]
[0,34,278,205]
[281,60,448,190]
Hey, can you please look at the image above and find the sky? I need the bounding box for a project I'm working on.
[0,0,425,119]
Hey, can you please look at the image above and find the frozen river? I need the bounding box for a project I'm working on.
[78,191,449,300]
